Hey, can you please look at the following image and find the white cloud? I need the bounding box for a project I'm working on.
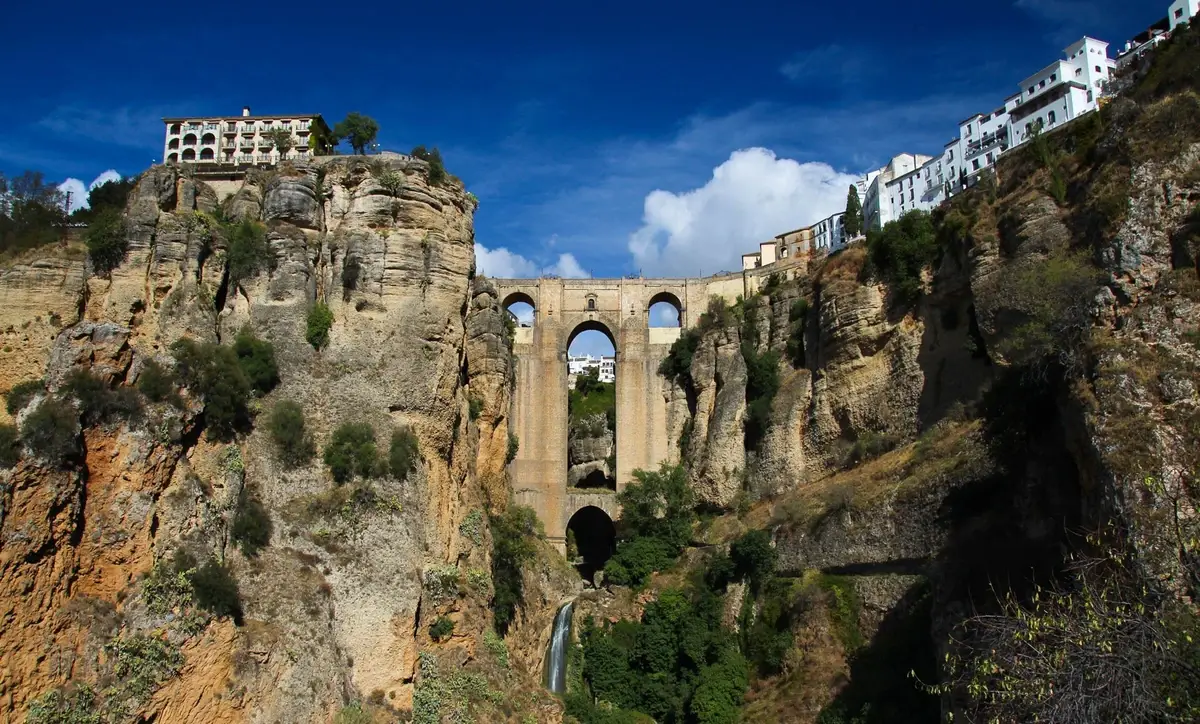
[779,45,860,83]
[649,303,680,327]
[628,148,859,278]
[474,243,590,279]
[56,170,123,213]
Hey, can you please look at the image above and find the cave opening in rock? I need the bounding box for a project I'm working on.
[566,506,616,583]
[567,323,617,492]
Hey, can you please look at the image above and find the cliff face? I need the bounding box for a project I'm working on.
[0,156,531,722]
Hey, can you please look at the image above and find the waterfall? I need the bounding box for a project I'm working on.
[545,600,575,693]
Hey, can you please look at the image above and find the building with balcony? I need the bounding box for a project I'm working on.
[1006,37,1116,148]
[1170,0,1200,30]
[162,106,331,166]
[861,153,934,231]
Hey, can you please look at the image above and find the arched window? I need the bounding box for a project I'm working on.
[169,123,181,135]
[167,152,179,164]
[181,148,196,161]
[201,133,216,145]
[587,298,596,310]
[647,291,683,328]
[1047,111,1057,125]
[200,148,215,161]
[183,133,198,147]
[168,138,179,150]
[502,292,536,328]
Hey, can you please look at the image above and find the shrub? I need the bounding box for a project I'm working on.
[729,529,776,592]
[25,685,101,724]
[324,422,378,484]
[231,493,272,557]
[20,398,78,465]
[604,536,675,587]
[136,360,178,404]
[506,432,519,464]
[232,327,279,394]
[865,210,940,306]
[429,616,455,642]
[190,557,242,621]
[411,145,447,186]
[306,302,334,350]
[490,505,539,635]
[483,629,509,667]
[225,219,272,288]
[468,395,484,421]
[86,208,128,275]
[106,633,185,700]
[658,329,701,391]
[6,378,45,415]
[0,423,18,468]
[170,339,252,441]
[378,170,404,195]
[388,427,420,480]
[841,430,900,468]
[334,704,372,724]
[786,298,809,368]
[61,369,142,426]
[268,400,314,467]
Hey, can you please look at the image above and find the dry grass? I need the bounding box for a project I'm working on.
[813,245,866,289]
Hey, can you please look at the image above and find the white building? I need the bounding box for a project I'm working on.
[811,211,846,252]
[162,107,330,166]
[1170,0,1200,30]
[567,355,615,384]
[862,153,934,230]
[1007,37,1115,148]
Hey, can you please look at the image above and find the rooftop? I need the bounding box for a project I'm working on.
[163,113,324,123]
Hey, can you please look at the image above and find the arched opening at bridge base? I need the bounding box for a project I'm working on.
[566,506,616,584]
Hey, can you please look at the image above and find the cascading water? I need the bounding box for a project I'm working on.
[545,600,575,693]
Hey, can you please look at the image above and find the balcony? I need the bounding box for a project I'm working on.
[257,154,273,163]
[239,138,256,147]
[258,137,275,146]
[221,139,238,148]
[965,133,1007,157]
[241,125,257,134]
[224,124,238,134]
[237,155,255,164]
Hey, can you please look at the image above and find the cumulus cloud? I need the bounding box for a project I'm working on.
[474,243,590,279]
[56,169,122,213]
[628,148,859,278]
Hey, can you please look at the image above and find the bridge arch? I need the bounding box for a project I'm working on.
[647,290,684,328]
[502,291,537,328]
[566,505,616,581]
[564,318,617,355]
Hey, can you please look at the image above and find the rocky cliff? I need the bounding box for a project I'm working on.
[0,155,555,722]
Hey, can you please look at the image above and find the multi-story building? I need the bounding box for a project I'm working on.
[1007,37,1115,148]
[567,355,615,384]
[162,107,330,166]
[811,212,846,253]
[862,153,933,230]
[1170,0,1200,30]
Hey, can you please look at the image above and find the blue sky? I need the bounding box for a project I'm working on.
[0,0,1164,291]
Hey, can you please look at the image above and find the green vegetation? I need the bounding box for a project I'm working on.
[306,301,334,350]
[61,369,142,426]
[136,360,179,405]
[324,422,379,484]
[265,127,293,157]
[785,298,809,368]
[334,112,380,155]
[6,378,45,415]
[659,296,738,395]
[268,400,315,467]
[231,492,272,558]
[85,208,127,275]
[729,529,776,593]
[490,504,540,635]
[0,170,67,256]
[411,652,502,724]
[334,704,372,724]
[864,210,940,306]
[189,557,242,621]
[572,586,749,724]
[741,301,780,451]
[506,431,520,464]
[604,463,695,587]
[468,395,484,421]
[388,426,420,481]
[844,184,863,238]
[483,628,509,668]
[0,423,18,468]
[840,430,900,469]
[25,685,102,724]
[930,550,1200,723]
[459,509,484,546]
[170,338,253,441]
[569,369,616,428]
[225,219,272,289]
[377,170,404,195]
[429,616,455,642]
[106,634,185,701]
[72,176,136,223]
[818,575,865,653]
[20,398,78,465]
[411,145,448,186]
[232,327,279,394]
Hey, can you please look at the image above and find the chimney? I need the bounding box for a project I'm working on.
[242,106,251,117]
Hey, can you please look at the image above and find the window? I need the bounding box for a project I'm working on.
[909,190,914,202]
[1088,90,1094,102]
[1039,80,1046,89]
[1095,65,1102,73]
[1029,86,1035,94]
[948,149,954,161]
[1048,110,1057,124]
[1176,8,1184,18]
[1025,122,1032,134]
[986,152,993,164]
[1050,73,1057,82]
[1076,68,1083,76]
[972,159,981,170]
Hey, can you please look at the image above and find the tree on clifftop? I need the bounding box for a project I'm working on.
[844,183,862,238]
[334,112,379,155]
[266,128,294,159]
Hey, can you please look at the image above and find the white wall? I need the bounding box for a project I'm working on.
[1170,0,1199,30]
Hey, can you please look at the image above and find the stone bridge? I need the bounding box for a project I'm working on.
[494,274,750,554]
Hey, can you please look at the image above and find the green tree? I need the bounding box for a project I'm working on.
[268,400,315,467]
[266,127,294,158]
[388,427,420,480]
[0,423,19,468]
[729,528,776,592]
[71,176,136,222]
[865,210,940,306]
[0,170,67,254]
[490,505,540,635]
[225,219,272,289]
[170,339,253,441]
[306,302,334,349]
[323,422,378,484]
[20,398,78,465]
[844,184,863,238]
[232,327,279,394]
[334,112,379,155]
[85,208,128,275]
[410,146,447,186]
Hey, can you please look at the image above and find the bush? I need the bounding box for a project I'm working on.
[729,529,776,592]
[268,400,314,467]
[25,685,101,724]
[506,431,519,464]
[61,369,142,426]
[429,616,455,642]
[306,302,334,350]
[323,422,378,484]
[604,536,675,587]
[190,557,242,621]
[786,298,809,368]
[0,423,18,468]
[105,633,185,700]
[604,464,696,587]
[411,145,447,186]
[658,329,701,391]
[86,208,128,275]
[388,427,420,480]
[6,378,45,415]
[170,338,252,441]
[468,395,484,421]
[231,494,272,558]
[225,219,272,288]
[136,360,178,404]
[20,398,78,465]
[232,327,279,394]
[841,430,900,468]
[490,505,540,635]
[865,210,940,306]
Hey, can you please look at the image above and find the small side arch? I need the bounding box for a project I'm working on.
[647,290,684,328]
[503,291,537,328]
[566,505,616,582]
